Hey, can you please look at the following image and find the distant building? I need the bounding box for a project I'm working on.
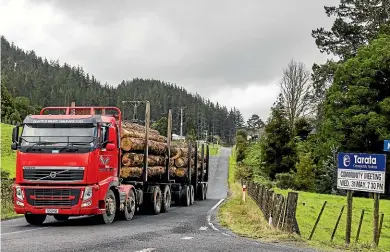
[172,133,185,141]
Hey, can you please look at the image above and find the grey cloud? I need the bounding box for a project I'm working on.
[24,0,339,118]
[34,0,339,85]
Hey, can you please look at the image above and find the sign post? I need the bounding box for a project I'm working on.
[337,152,386,245]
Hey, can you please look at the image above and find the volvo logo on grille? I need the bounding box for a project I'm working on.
[49,172,57,178]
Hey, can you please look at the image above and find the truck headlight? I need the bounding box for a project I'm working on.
[83,186,93,201]
[15,186,24,201]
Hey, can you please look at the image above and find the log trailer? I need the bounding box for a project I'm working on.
[10,102,209,225]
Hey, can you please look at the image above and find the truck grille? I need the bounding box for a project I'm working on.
[23,166,84,181]
[25,188,81,207]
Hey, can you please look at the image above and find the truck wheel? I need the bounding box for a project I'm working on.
[152,186,162,215]
[54,215,69,221]
[181,185,190,206]
[189,185,194,205]
[120,189,136,221]
[25,214,46,226]
[97,189,117,224]
[161,185,171,213]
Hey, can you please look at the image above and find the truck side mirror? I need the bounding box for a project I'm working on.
[11,126,20,150]
[105,143,115,151]
[108,127,116,144]
[12,126,19,143]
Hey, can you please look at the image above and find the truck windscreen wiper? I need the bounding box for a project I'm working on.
[25,142,52,152]
[56,143,87,153]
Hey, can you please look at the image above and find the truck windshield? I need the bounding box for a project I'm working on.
[20,124,97,148]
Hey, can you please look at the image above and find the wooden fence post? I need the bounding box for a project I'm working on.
[285,191,300,234]
[309,201,327,240]
[267,190,274,224]
[259,185,264,208]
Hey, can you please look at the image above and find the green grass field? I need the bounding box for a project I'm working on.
[1,123,16,178]
[274,188,390,250]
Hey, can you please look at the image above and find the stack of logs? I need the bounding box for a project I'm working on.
[120,122,205,180]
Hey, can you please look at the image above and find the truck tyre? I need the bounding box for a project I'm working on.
[25,214,46,226]
[120,189,136,221]
[97,189,117,224]
[152,186,162,215]
[54,215,69,221]
[181,185,190,206]
[189,185,194,205]
[161,185,171,213]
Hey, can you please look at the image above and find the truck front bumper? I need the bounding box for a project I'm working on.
[13,185,105,216]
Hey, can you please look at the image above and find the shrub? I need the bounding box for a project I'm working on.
[294,152,316,191]
[275,172,295,189]
[234,164,253,182]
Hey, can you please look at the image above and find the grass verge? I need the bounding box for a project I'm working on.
[218,147,302,245]
[1,123,20,220]
[1,205,21,220]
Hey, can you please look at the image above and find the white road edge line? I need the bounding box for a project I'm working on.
[211,199,225,210]
[134,248,156,252]
[206,198,230,236]
[1,227,49,236]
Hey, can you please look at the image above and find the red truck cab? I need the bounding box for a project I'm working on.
[11,106,135,225]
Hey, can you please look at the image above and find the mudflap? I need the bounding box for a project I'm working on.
[118,184,134,212]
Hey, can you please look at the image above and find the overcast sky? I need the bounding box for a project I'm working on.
[0,0,338,121]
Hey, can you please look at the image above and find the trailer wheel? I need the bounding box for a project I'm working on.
[120,189,136,221]
[152,186,162,215]
[97,189,116,224]
[189,185,194,205]
[181,185,190,206]
[161,185,171,213]
[54,215,69,221]
[25,214,46,226]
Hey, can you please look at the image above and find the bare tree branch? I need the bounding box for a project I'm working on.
[279,59,315,129]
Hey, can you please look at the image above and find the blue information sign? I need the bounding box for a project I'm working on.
[384,140,390,152]
[337,153,386,172]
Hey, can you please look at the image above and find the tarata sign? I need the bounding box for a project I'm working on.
[337,153,386,193]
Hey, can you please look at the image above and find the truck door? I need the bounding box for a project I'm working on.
[98,123,119,180]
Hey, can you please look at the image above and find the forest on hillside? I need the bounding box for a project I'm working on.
[235,1,390,197]
[0,36,245,144]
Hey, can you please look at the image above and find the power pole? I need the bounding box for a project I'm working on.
[122,100,144,123]
[180,106,187,138]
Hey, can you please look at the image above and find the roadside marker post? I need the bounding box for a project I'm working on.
[242,184,246,202]
[337,152,387,246]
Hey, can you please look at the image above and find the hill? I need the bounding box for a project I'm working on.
[1,36,244,144]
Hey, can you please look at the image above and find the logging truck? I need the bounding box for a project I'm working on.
[10,102,209,225]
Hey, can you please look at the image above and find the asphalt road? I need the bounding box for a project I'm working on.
[1,147,314,252]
